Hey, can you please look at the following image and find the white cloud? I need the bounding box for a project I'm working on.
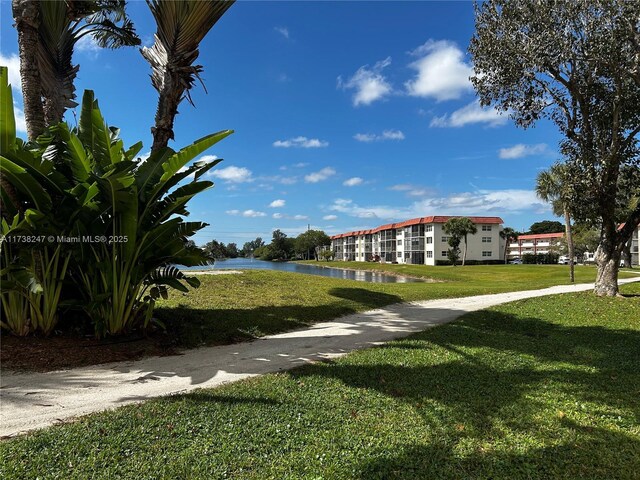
[389,184,435,197]
[330,189,546,221]
[269,199,286,208]
[227,209,266,218]
[353,129,405,142]
[498,143,547,159]
[273,136,329,148]
[76,35,101,59]
[14,105,27,134]
[275,26,290,39]
[405,40,473,101]
[343,177,364,187]
[323,215,338,221]
[430,100,507,128]
[209,165,254,183]
[330,198,406,219]
[338,57,393,106]
[353,133,376,143]
[272,213,309,220]
[305,167,336,183]
[0,53,22,92]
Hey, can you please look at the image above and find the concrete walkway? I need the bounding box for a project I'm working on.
[2,278,639,438]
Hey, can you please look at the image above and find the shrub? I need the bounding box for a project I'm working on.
[0,82,232,337]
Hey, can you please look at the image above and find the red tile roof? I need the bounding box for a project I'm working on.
[517,232,564,240]
[330,216,504,239]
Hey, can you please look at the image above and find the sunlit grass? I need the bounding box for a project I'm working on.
[156,265,638,349]
[3,283,638,479]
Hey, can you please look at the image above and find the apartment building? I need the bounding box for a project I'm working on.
[330,216,504,266]
[507,232,564,260]
[583,224,640,266]
[630,225,640,266]
[507,224,639,266]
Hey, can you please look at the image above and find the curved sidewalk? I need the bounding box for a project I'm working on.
[2,278,638,438]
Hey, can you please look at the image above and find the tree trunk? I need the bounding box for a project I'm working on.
[462,235,467,266]
[594,225,621,296]
[151,86,182,153]
[564,208,575,283]
[503,237,509,264]
[12,0,45,141]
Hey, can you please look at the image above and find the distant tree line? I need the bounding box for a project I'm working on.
[202,229,331,262]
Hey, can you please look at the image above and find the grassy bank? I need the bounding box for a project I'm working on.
[2,283,638,479]
[156,265,637,349]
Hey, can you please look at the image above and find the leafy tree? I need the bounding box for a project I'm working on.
[470,0,640,296]
[241,237,264,257]
[319,249,333,262]
[536,164,575,282]
[225,242,239,258]
[252,245,271,260]
[443,217,477,266]
[528,221,564,235]
[294,230,330,260]
[563,224,599,263]
[203,240,228,260]
[269,229,291,260]
[499,227,517,264]
[142,0,235,152]
[446,236,461,266]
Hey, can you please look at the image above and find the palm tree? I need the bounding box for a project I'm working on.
[11,0,140,138]
[443,217,478,266]
[38,0,140,126]
[142,0,235,153]
[12,0,46,140]
[500,227,517,264]
[536,163,575,282]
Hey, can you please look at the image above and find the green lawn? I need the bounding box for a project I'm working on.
[157,264,639,349]
[2,283,638,479]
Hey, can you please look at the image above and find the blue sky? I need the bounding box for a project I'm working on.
[1,1,562,246]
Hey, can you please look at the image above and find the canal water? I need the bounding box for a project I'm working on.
[189,258,423,284]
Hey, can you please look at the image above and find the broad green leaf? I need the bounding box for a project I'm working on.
[0,66,16,155]
[0,156,52,211]
[159,129,233,183]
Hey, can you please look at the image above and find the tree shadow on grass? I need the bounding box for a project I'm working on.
[155,288,403,349]
[285,311,640,478]
[356,421,640,479]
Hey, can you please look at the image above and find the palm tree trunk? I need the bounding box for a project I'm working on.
[12,0,45,141]
[503,237,509,264]
[462,234,467,266]
[151,86,182,153]
[564,208,575,283]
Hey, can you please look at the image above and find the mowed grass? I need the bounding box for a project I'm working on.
[2,283,638,479]
[156,264,639,349]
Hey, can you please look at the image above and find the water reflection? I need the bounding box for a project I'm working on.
[188,258,423,284]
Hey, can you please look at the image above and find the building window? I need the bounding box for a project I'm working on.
[426,237,433,244]
[482,225,492,231]
[441,251,448,257]
[426,251,433,258]
[442,236,449,242]
[482,251,492,257]
[482,237,492,243]
[397,240,402,246]
[425,225,433,232]
[397,251,402,258]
